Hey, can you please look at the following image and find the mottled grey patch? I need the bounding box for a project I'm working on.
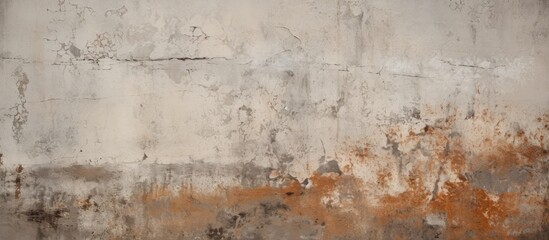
[31,134,59,157]
[269,129,278,144]
[331,96,345,118]
[223,91,237,106]
[316,160,342,175]
[518,222,549,240]
[283,73,311,116]
[0,155,5,195]
[238,162,269,187]
[0,208,39,239]
[84,33,117,62]
[382,216,445,240]
[466,168,531,194]
[15,67,29,97]
[163,60,189,84]
[138,134,159,151]
[9,67,29,143]
[138,162,272,188]
[411,108,421,119]
[104,5,127,18]
[412,142,431,157]
[31,165,118,182]
[69,44,81,58]
[129,43,155,60]
[279,153,294,163]
[124,215,135,228]
[470,24,477,44]
[339,2,365,65]
[465,109,475,120]
[208,199,322,240]
[238,105,253,118]
[425,213,446,227]
[383,137,402,158]
[10,104,28,144]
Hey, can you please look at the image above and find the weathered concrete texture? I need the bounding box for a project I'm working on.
[1,0,548,239]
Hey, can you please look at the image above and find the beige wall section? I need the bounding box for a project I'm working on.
[0,0,548,239]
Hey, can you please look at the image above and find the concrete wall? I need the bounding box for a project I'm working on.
[1,0,548,239]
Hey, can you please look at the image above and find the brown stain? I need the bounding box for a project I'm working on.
[63,165,115,182]
[15,175,21,199]
[15,164,23,199]
[16,164,24,173]
[77,195,97,211]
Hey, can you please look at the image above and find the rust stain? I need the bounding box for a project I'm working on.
[3,111,547,239]
[430,181,519,239]
[335,112,547,239]
[131,172,365,239]
[370,168,522,239]
[376,168,392,188]
[473,134,548,179]
[351,145,370,163]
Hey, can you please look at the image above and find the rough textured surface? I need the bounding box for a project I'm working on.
[1,0,548,239]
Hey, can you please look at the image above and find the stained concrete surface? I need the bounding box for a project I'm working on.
[1,0,548,239]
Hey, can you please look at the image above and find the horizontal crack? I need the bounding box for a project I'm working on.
[84,56,233,62]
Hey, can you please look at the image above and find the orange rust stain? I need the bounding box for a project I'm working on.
[342,163,353,174]
[133,173,364,239]
[351,145,370,163]
[371,175,521,239]
[123,112,547,239]
[283,174,357,237]
[429,182,519,239]
[370,168,431,240]
[376,168,392,188]
[408,129,416,137]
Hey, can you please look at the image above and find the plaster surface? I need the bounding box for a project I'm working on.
[1,0,548,239]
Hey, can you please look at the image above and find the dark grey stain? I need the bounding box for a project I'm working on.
[316,160,342,175]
